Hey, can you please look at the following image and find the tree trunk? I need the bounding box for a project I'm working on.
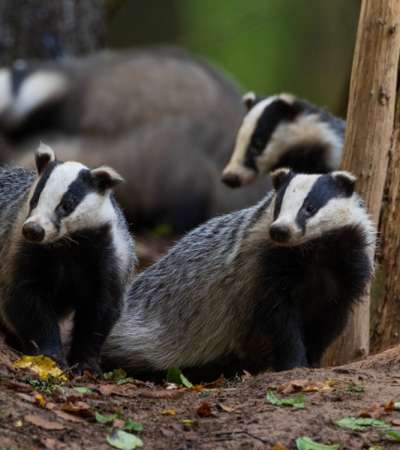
[0,0,105,65]
[322,0,400,366]
[372,88,400,351]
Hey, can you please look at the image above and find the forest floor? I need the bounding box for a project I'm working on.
[0,235,399,450]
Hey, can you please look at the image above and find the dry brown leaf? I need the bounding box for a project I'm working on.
[384,400,395,412]
[391,418,400,426]
[196,401,213,418]
[98,383,137,397]
[53,410,86,423]
[61,401,91,416]
[24,414,65,430]
[140,389,185,399]
[217,403,236,413]
[113,418,125,428]
[271,443,289,450]
[278,379,333,395]
[359,404,386,419]
[191,384,204,392]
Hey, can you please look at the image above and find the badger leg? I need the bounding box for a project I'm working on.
[4,293,66,367]
[267,303,308,371]
[68,292,122,375]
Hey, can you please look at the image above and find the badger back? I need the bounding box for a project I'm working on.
[222,93,345,188]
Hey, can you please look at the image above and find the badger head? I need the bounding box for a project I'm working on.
[268,168,368,246]
[222,92,342,188]
[22,143,123,244]
[0,61,69,134]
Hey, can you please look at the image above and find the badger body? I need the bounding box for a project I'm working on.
[0,145,136,373]
[222,93,345,188]
[103,170,375,377]
[0,49,270,232]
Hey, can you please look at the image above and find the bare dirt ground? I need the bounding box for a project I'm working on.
[0,236,399,450]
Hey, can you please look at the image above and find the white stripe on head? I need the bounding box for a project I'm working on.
[0,69,12,114]
[222,96,277,181]
[10,71,68,124]
[276,174,319,226]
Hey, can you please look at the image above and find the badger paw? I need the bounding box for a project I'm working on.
[70,358,102,377]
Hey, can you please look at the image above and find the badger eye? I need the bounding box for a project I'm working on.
[304,203,316,215]
[58,198,75,215]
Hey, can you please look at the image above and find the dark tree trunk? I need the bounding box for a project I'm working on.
[0,0,105,65]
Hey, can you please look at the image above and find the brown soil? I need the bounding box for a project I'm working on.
[0,236,399,450]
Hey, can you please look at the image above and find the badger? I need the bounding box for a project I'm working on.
[0,49,270,232]
[0,144,136,374]
[222,92,345,188]
[102,169,375,378]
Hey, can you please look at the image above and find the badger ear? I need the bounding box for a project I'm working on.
[271,167,293,191]
[332,171,356,196]
[35,142,55,174]
[242,91,257,111]
[91,166,124,192]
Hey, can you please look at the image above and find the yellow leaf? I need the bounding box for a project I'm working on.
[161,409,177,416]
[35,394,46,408]
[13,355,68,381]
[14,420,23,427]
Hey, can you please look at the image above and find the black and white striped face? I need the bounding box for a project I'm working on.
[22,144,123,244]
[0,61,68,130]
[222,92,342,188]
[269,168,364,246]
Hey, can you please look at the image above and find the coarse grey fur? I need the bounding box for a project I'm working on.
[102,171,376,377]
[0,48,270,231]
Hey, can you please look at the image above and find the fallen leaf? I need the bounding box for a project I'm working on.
[296,436,340,450]
[103,368,128,382]
[386,428,400,441]
[180,419,197,428]
[61,401,91,416]
[196,401,212,417]
[161,409,177,416]
[266,390,306,409]
[74,387,93,395]
[271,443,289,450]
[359,404,386,419]
[391,418,400,426]
[35,394,46,408]
[166,367,193,388]
[139,389,185,400]
[191,384,204,392]
[123,419,143,432]
[336,417,389,431]
[24,414,65,430]
[278,379,333,395]
[218,403,235,413]
[14,420,23,427]
[106,429,143,449]
[99,384,137,397]
[53,410,86,423]
[14,355,67,381]
[95,411,118,424]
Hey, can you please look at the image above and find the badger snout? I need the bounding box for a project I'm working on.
[22,221,45,242]
[221,172,242,188]
[269,223,291,243]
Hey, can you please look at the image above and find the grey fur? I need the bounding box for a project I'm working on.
[102,174,375,375]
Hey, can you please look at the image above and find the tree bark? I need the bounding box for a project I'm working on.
[0,0,105,65]
[322,0,400,366]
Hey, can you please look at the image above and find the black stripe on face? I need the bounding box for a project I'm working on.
[273,172,295,220]
[29,160,60,212]
[295,174,352,232]
[244,99,302,171]
[55,169,95,220]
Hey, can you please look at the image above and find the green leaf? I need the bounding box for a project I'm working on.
[336,417,389,431]
[106,430,143,449]
[166,367,193,388]
[95,411,118,424]
[386,428,400,442]
[296,436,341,450]
[74,386,93,394]
[103,368,128,382]
[266,390,305,409]
[346,383,365,393]
[123,419,143,432]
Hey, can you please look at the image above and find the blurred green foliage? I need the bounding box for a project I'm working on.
[108,1,360,116]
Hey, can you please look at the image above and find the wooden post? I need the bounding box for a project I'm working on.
[323,0,400,366]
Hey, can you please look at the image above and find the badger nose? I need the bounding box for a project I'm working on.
[221,172,242,188]
[270,224,291,243]
[22,222,45,242]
